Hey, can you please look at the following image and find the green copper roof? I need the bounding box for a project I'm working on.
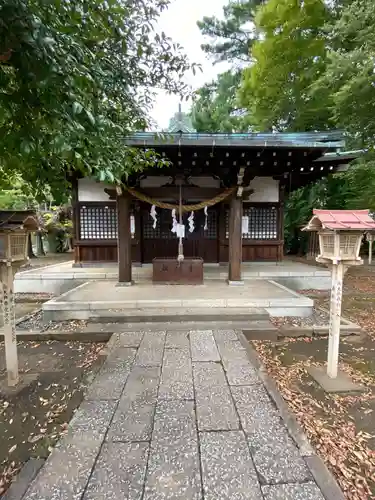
[167,104,196,134]
[124,130,345,149]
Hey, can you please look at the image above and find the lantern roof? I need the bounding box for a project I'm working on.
[0,211,38,231]
[303,209,375,232]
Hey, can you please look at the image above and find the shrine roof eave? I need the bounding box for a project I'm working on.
[314,150,363,164]
[0,210,38,231]
[124,131,345,150]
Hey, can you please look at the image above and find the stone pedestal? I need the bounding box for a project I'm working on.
[307,366,364,393]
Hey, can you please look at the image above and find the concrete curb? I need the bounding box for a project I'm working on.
[1,458,45,500]
[237,331,345,500]
[279,323,362,338]
[277,306,362,339]
[0,330,113,342]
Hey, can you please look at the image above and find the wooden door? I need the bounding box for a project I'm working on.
[140,205,219,263]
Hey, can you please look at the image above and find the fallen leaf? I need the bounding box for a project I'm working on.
[28,435,43,444]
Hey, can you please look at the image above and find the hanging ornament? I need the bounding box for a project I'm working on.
[204,206,208,231]
[171,208,178,234]
[150,205,157,229]
[188,211,195,233]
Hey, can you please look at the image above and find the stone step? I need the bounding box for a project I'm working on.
[85,307,270,324]
[82,319,275,333]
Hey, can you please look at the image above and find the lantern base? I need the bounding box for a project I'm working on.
[0,373,39,397]
[307,366,364,393]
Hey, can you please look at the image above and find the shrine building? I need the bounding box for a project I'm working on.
[71,110,358,284]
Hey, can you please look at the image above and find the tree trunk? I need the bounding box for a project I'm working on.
[27,233,36,258]
[36,232,46,256]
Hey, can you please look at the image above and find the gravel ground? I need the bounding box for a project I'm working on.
[17,310,87,332]
[271,306,333,328]
[15,293,54,303]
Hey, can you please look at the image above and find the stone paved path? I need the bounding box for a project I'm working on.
[23,329,327,500]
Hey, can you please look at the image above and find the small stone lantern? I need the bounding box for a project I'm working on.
[303,210,375,384]
[0,211,38,386]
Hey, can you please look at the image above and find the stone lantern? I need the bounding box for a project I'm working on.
[0,211,38,386]
[303,210,375,386]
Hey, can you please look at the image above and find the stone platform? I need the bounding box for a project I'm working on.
[43,279,313,322]
[15,260,331,294]
[21,328,336,500]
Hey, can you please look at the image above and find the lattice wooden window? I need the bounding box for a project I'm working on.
[79,205,135,240]
[225,206,278,240]
[203,209,217,240]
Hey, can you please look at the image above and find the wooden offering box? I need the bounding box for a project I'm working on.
[152,258,204,284]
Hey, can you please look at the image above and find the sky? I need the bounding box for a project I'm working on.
[150,0,229,130]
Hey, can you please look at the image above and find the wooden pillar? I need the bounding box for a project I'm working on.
[228,196,243,284]
[117,191,132,284]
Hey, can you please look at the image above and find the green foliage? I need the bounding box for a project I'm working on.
[284,174,351,253]
[0,0,197,200]
[311,0,375,149]
[194,0,375,254]
[284,158,375,253]
[0,173,39,209]
[191,71,249,133]
[192,0,262,132]
[197,0,262,65]
[239,0,331,131]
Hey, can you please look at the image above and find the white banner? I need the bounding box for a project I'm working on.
[176,223,185,238]
[242,216,249,234]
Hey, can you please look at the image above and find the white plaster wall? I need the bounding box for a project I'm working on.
[247,177,279,203]
[78,178,112,202]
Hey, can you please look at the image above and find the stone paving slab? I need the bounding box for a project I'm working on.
[21,327,340,500]
[262,483,326,500]
[158,348,193,400]
[213,329,238,343]
[165,330,190,350]
[190,330,220,362]
[23,436,102,500]
[108,366,160,442]
[101,347,137,373]
[192,361,227,388]
[248,422,312,485]
[83,442,149,500]
[225,360,260,386]
[231,384,280,431]
[214,337,261,385]
[68,400,117,440]
[144,400,201,500]
[193,362,239,431]
[85,368,131,400]
[195,386,240,431]
[117,331,144,347]
[200,431,262,500]
[134,331,166,366]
